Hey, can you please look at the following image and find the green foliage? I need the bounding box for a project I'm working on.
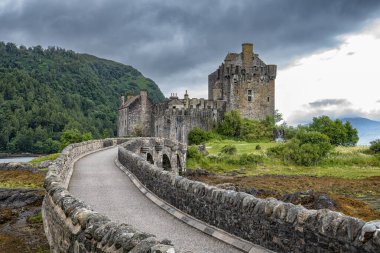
[370,139,380,154]
[60,129,93,150]
[268,131,332,166]
[217,111,242,137]
[255,144,261,150]
[216,110,274,142]
[187,146,202,160]
[0,42,165,153]
[309,116,359,146]
[226,153,263,166]
[27,212,43,224]
[188,127,212,145]
[30,153,60,165]
[220,144,237,155]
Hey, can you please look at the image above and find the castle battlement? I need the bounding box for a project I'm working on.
[118,42,276,143]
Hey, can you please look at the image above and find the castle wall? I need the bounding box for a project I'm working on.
[118,91,153,137]
[153,107,224,144]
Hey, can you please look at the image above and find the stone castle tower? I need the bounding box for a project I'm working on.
[118,43,277,143]
[208,43,276,120]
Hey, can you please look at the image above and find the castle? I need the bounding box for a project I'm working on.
[117,43,277,143]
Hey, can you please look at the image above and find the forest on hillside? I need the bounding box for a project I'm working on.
[0,42,165,154]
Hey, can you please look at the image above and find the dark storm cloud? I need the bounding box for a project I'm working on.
[1,0,380,91]
[309,99,351,108]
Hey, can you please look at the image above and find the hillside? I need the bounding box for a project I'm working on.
[342,117,380,145]
[0,42,165,153]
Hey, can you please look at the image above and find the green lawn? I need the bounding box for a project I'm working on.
[187,139,380,179]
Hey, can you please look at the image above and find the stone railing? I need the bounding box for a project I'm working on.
[118,138,380,253]
[42,138,178,253]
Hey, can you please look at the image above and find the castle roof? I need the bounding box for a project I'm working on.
[121,95,139,109]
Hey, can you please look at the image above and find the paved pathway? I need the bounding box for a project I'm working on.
[68,147,259,253]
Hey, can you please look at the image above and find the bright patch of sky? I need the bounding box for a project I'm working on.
[277,19,380,125]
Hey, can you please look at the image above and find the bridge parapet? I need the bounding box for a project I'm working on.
[42,138,179,253]
[119,138,380,253]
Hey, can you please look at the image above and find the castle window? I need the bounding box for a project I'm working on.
[267,97,270,102]
[247,89,253,102]
[235,66,239,74]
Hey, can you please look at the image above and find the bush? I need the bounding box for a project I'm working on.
[255,144,261,150]
[187,146,202,160]
[370,139,380,153]
[220,144,237,155]
[268,131,332,166]
[188,128,212,145]
[217,111,242,137]
[238,153,264,165]
[309,116,358,146]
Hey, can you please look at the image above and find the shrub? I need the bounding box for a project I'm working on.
[238,153,263,165]
[255,144,261,150]
[268,131,332,166]
[220,144,237,155]
[217,111,242,137]
[370,139,380,153]
[188,128,211,145]
[187,146,202,160]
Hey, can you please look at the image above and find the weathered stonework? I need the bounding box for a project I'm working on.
[117,43,276,143]
[42,138,179,253]
[118,138,380,253]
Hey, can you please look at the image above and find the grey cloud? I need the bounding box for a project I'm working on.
[1,0,380,93]
[347,52,355,56]
[377,100,380,103]
[309,98,351,108]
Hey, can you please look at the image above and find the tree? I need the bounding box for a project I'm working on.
[217,111,242,137]
[370,139,380,154]
[308,116,358,146]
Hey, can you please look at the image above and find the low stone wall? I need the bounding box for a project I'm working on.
[118,138,380,253]
[42,138,178,253]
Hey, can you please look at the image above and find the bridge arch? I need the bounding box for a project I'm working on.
[147,153,154,164]
[177,154,183,175]
[162,154,172,171]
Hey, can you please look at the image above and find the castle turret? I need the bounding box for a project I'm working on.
[242,43,253,69]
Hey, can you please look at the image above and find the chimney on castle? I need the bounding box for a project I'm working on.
[120,95,125,106]
[184,90,189,100]
[242,43,254,69]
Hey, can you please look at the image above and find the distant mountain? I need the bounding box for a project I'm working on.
[341,117,380,145]
[0,42,165,153]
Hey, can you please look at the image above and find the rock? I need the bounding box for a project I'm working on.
[36,160,52,169]
[281,190,336,210]
[0,162,37,172]
[0,188,43,208]
[215,183,236,191]
[359,220,380,243]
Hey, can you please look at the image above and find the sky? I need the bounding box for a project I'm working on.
[1,0,380,124]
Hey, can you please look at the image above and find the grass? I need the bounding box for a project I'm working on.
[0,171,45,189]
[27,212,43,224]
[30,153,60,165]
[187,139,380,179]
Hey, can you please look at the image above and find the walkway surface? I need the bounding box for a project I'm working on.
[68,147,263,253]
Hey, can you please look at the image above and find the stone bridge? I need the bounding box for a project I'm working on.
[42,138,380,253]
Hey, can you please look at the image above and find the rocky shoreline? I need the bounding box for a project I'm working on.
[0,161,50,252]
